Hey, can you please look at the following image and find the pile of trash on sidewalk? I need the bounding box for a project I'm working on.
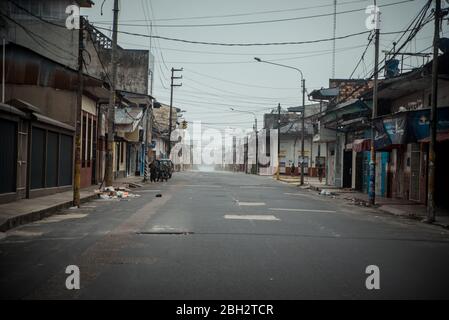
[95,185,141,200]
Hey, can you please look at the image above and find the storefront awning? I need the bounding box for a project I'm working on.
[419,131,449,143]
[320,99,370,124]
[373,107,449,149]
[32,113,75,131]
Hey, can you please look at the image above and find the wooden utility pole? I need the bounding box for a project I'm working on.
[368,2,380,206]
[104,0,119,186]
[168,67,182,157]
[73,17,84,207]
[427,0,441,222]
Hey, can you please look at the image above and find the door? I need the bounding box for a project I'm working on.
[342,150,352,188]
[409,143,420,201]
[355,152,364,191]
[0,118,17,194]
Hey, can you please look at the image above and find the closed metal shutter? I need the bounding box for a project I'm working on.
[410,143,420,201]
[0,118,17,193]
[46,131,58,187]
[59,134,73,186]
[31,127,45,189]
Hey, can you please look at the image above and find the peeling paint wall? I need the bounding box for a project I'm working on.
[85,26,153,95]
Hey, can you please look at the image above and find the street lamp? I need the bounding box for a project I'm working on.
[254,57,306,185]
[230,108,258,174]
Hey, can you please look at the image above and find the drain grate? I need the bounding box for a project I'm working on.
[136,231,194,235]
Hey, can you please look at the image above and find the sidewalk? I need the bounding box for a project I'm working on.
[0,176,146,232]
[279,175,449,229]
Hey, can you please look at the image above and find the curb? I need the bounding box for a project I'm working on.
[299,183,449,230]
[0,193,98,232]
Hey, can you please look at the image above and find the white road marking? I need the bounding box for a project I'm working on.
[269,208,336,213]
[239,186,275,189]
[6,230,43,237]
[284,193,312,197]
[224,215,280,221]
[184,185,222,188]
[40,213,88,223]
[238,202,266,206]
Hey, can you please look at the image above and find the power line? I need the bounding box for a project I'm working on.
[86,25,112,84]
[0,11,77,60]
[92,0,414,28]
[349,31,374,78]
[93,0,369,23]
[93,26,372,46]
[150,44,367,65]
[118,40,367,57]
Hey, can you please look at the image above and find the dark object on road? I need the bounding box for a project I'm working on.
[155,194,162,197]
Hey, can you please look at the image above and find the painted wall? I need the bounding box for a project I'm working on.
[0,0,80,70]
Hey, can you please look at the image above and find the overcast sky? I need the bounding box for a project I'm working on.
[82,0,448,131]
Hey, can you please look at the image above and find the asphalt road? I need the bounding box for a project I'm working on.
[1,170,449,299]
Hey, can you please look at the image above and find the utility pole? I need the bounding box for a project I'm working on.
[104,0,119,187]
[317,100,323,167]
[300,78,306,185]
[427,0,441,222]
[277,103,281,180]
[143,101,151,182]
[368,1,380,206]
[168,67,182,157]
[73,17,84,207]
[255,117,258,175]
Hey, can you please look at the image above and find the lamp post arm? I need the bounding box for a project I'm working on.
[256,60,304,80]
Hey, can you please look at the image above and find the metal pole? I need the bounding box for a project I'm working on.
[73,17,84,207]
[277,103,281,180]
[105,0,119,186]
[427,0,441,223]
[368,13,380,206]
[255,117,258,175]
[143,102,150,182]
[168,68,182,157]
[300,78,306,185]
[168,68,174,157]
